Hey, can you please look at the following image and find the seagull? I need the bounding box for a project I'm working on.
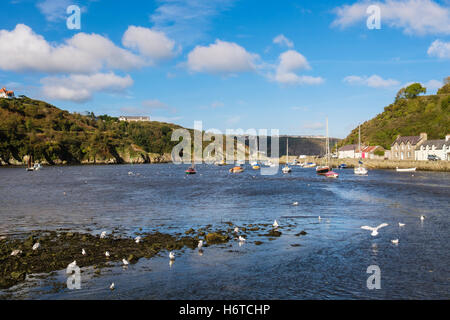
[238,236,246,242]
[318,216,322,221]
[273,220,279,228]
[11,249,22,256]
[122,258,129,266]
[292,202,299,206]
[32,242,40,250]
[169,252,175,260]
[420,215,425,221]
[68,260,77,269]
[391,239,399,245]
[360,223,389,236]
[82,248,86,255]
[398,223,405,227]
[110,283,115,290]
[100,231,107,239]
[105,251,110,257]
[135,236,142,244]
[198,240,203,249]
[234,227,239,233]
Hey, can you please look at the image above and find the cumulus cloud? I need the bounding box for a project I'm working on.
[343,75,400,88]
[187,40,258,74]
[273,50,324,85]
[122,26,178,61]
[332,0,450,35]
[0,24,145,74]
[273,34,294,48]
[427,40,450,59]
[41,73,133,103]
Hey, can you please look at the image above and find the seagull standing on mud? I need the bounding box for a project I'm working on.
[82,249,86,255]
[360,223,389,236]
[32,242,40,250]
[135,236,142,244]
[169,252,175,260]
[234,227,239,233]
[122,259,129,266]
[198,240,203,250]
[11,249,22,256]
[100,231,107,239]
[238,236,246,242]
[105,251,110,257]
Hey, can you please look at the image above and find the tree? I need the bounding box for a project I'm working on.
[437,76,450,94]
[396,83,427,101]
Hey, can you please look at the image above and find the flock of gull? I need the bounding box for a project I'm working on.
[8,212,426,292]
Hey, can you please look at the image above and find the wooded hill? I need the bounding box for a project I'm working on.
[339,80,450,150]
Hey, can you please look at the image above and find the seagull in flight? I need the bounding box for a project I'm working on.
[361,223,389,236]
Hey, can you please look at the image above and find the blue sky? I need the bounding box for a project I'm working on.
[0,0,449,138]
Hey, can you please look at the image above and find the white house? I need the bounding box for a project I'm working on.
[338,144,358,159]
[0,87,14,99]
[416,135,450,161]
[119,116,150,122]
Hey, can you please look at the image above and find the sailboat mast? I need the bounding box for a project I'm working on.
[286,138,289,164]
[359,124,361,159]
[326,117,329,166]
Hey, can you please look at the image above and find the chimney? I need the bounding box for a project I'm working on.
[419,132,427,141]
[446,134,450,142]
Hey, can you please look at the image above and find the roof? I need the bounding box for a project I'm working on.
[361,146,380,153]
[421,140,448,149]
[338,144,358,152]
[392,136,422,146]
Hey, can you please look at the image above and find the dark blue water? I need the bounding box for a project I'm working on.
[0,164,449,299]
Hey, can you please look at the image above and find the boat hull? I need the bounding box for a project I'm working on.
[316,166,330,175]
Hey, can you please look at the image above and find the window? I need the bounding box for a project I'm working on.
[407,152,411,157]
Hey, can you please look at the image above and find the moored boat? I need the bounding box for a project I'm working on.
[185,166,196,174]
[325,171,339,178]
[316,165,330,175]
[229,166,244,173]
[396,167,416,172]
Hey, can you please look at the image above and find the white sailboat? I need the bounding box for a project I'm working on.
[354,124,368,176]
[282,138,291,173]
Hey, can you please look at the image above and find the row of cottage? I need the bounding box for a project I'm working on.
[338,133,450,161]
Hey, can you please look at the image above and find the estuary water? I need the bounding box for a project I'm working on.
[0,164,449,299]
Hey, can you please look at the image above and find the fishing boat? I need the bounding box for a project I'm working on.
[338,163,348,169]
[282,138,292,174]
[396,167,416,172]
[185,165,196,174]
[354,124,368,176]
[229,166,244,173]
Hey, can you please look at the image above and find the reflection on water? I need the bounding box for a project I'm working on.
[0,164,449,299]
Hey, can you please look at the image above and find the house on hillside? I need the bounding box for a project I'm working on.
[390,133,427,160]
[416,135,450,161]
[0,87,15,99]
[338,144,358,159]
[119,116,150,122]
[361,146,385,160]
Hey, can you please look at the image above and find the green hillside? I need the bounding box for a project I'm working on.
[340,81,450,149]
[0,96,183,165]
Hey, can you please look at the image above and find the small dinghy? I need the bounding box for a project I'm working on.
[325,171,339,178]
[229,166,244,173]
[396,167,416,172]
[185,166,196,174]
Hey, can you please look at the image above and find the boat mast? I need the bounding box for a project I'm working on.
[326,117,329,167]
[286,138,289,165]
[358,124,361,160]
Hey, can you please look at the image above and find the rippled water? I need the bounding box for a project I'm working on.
[0,164,449,299]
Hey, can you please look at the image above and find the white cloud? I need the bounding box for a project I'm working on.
[343,74,400,88]
[122,26,178,61]
[273,50,324,85]
[332,0,450,35]
[0,24,145,74]
[427,40,450,59]
[273,34,294,48]
[187,40,258,74]
[41,73,133,103]
[150,0,235,44]
[37,0,71,22]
